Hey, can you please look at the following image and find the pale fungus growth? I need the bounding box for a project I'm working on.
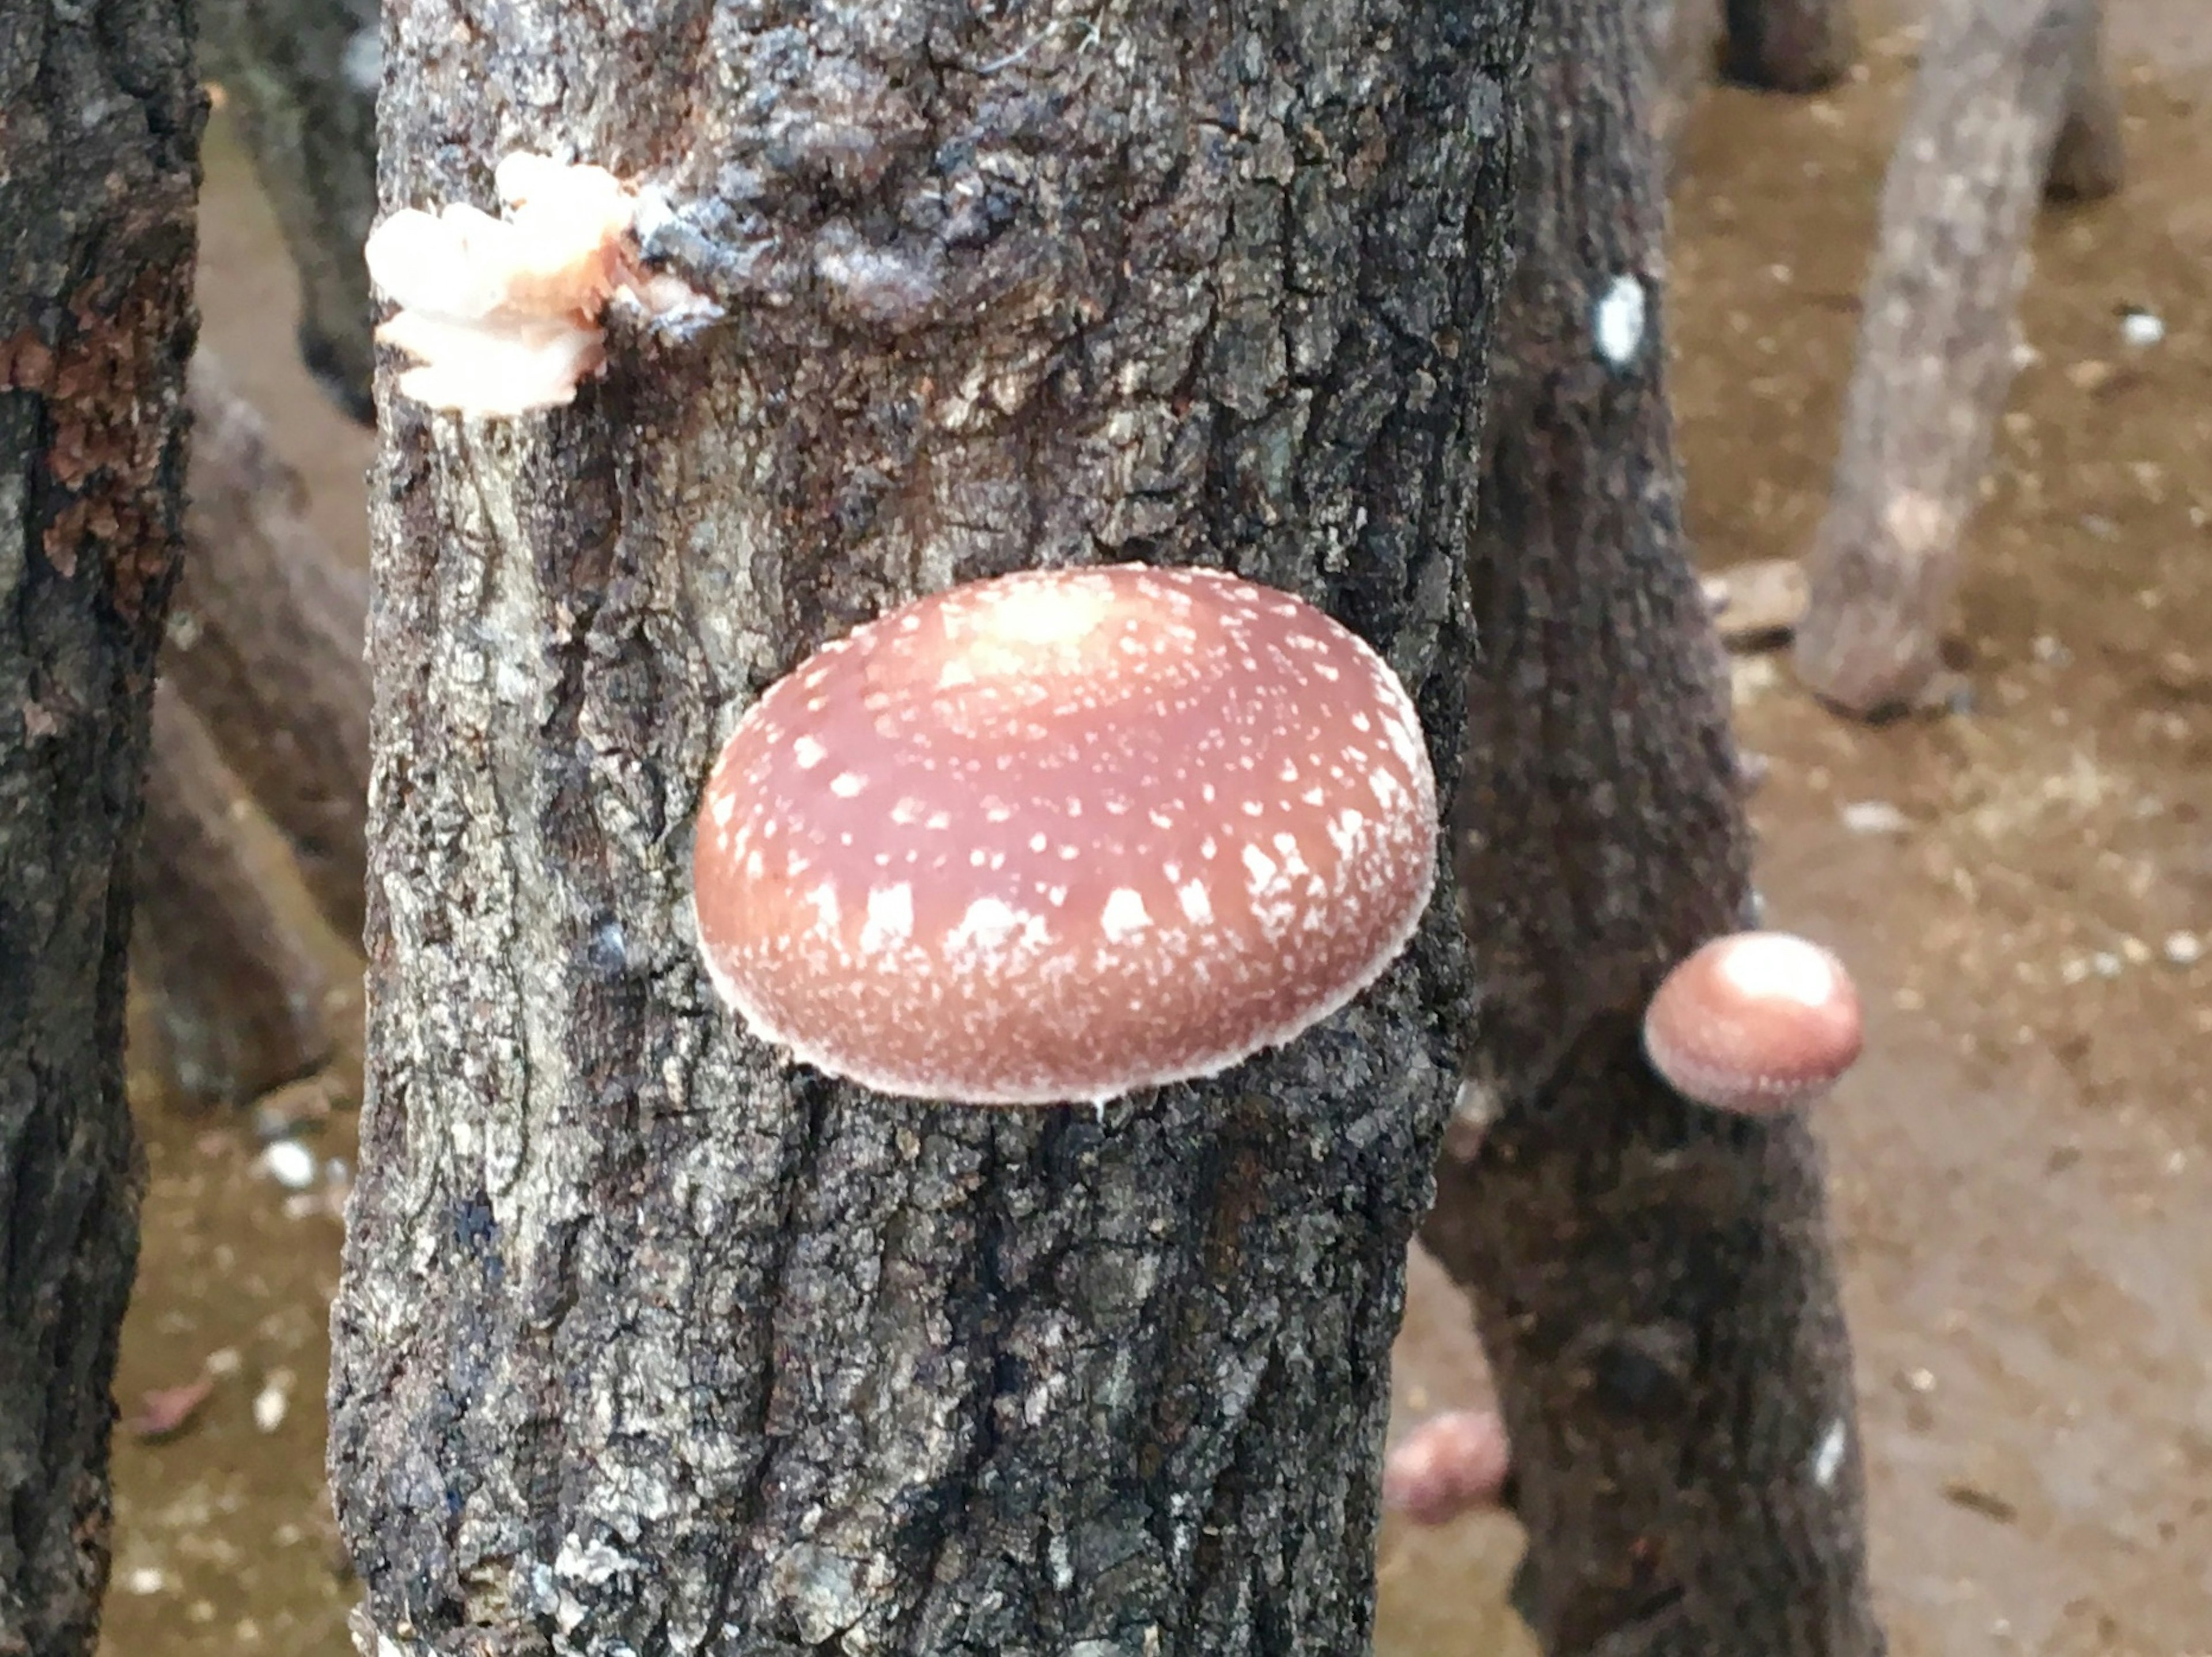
[1382,1409,1512,1525]
[363,152,716,417]
[1592,273,1647,368]
[691,563,1440,1106]
[1642,930,1863,1115]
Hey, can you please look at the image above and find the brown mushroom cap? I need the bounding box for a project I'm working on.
[692,563,1438,1105]
[1642,930,1863,1115]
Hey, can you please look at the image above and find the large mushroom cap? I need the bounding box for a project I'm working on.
[692,563,1438,1105]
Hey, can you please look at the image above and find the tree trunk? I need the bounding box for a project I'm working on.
[199,0,380,423]
[1654,0,1724,162]
[328,5,1527,1653]
[1419,0,1882,1650]
[170,353,372,943]
[1793,0,2093,717]
[0,4,204,1652]
[1721,0,1858,92]
[2044,0,2123,203]
[134,682,336,1108]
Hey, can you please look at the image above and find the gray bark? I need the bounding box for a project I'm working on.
[2044,0,2123,202]
[1794,0,2094,716]
[1419,0,1883,1650]
[200,0,380,422]
[328,3,1525,1654]
[171,353,371,943]
[0,2,204,1652]
[134,681,336,1108]
[1721,0,1858,92]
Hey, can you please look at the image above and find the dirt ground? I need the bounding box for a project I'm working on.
[95,13,2209,1656]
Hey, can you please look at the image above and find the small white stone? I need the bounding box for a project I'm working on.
[259,1140,318,1191]
[1593,275,1647,367]
[2119,309,2164,348]
[252,1372,293,1433]
[1840,800,1909,836]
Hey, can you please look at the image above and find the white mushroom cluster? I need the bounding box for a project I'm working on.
[363,152,713,417]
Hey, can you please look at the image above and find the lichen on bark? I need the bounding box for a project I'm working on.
[329,3,1526,1652]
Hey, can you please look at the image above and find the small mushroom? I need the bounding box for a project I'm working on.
[1383,1408,1512,1525]
[691,563,1438,1106]
[1642,930,1862,1115]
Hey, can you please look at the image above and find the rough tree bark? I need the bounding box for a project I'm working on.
[1418,0,1882,1650]
[0,3,204,1652]
[1721,0,1858,92]
[169,353,372,943]
[134,682,336,1107]
[2044,0,2123,203]
[1793,0,2097,716]
[200,0,380,422]
[328,3,1525,1653]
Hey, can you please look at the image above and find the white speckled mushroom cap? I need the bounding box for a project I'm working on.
[691,563,1439,1106]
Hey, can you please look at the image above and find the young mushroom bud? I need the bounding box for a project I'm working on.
[1382,1409,1513,1526]
[691,563,1439,1106]
[1642,930,1863,1115]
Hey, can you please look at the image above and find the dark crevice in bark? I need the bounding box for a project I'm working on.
[1419,0,1881,1650]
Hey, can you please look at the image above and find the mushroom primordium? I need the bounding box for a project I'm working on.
[1641,930,1863,1115]
[692,563,1439,1106]
[1382,1408,1513,1526]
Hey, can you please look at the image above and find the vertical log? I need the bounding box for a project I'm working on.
[199,0,380,421]
[1793,0,2094,716]
[170,353,371,943]
[2045,0,2124,203]
[328,2,1529,1651]
[0,2,204,1651]
[1420,0,1883,1648]
[1721,0,1859,92]
[134,682,336,1108]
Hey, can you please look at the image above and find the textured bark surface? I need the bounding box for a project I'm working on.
[135,682,336,1108]
[200,0,380,422]
[0,3,203,1652]
[1794,0,2093,716]
[1419,0,1882,1650]
[2045,0,2123,202]
[328,3,1524,1654]
[1721,0,1857,92]
[170,353,371,941]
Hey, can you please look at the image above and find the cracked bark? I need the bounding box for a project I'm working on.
[134,680,336,1109]
[1418,0,1882,1650]
[0,2,204,1652]
[1793,0,2098,717]
[1721,0,1857,92]
[327,3,1526,1653]
[200,0,381,422]
[169,353,372,943]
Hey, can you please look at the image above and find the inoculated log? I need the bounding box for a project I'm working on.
[170,353,370,943]
[1425,0,1882,1646]
[0,4,203,1650]
[2046,0,2124,202]
[135,682,336,1108]
[200,0,381,422]
[1722,0,1858,92]
[1794,0,2101,716]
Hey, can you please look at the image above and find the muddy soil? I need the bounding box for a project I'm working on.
[97,20,2209,1656]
